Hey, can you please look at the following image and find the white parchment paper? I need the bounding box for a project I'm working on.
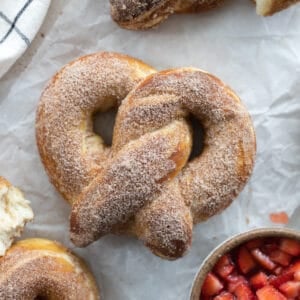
[0,1,300,299]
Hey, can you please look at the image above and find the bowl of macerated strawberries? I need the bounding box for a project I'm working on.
[190,228,300,300]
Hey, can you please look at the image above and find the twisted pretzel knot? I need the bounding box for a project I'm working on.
[36,52,255,259]
[110,0,225,29]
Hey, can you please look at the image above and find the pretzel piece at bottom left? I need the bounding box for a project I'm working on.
[0,177,34,256]
[0,238,100,299]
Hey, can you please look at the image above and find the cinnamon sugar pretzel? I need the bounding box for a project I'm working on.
[109,0,300,29]
[0,239,99,299]
[110,0,224,29]
[255,0,300,15]
[36,52,256,260]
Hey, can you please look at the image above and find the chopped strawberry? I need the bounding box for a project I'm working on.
[250,272,268,290]
[251,248,276,271]
[268,249,292,267]
[200,237,300,300]
[227,275,247,293]
[274,267,283,275]
[201,272,224,296]
[280,239,300,256]
[246,239,263,250]
[279,281,300,298]
[214,254,235,279]
[214,291,235,300]
[269,272,294,288]
[263,242,279,254]
[238,247,257,274]
[256,285,287,300]
[288,260,300,274]
[233,282,255,299]
[269,212,289,224]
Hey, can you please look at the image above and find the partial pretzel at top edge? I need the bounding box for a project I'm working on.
[109,0,300,30]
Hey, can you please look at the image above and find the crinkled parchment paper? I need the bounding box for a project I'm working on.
[0,1,300,299]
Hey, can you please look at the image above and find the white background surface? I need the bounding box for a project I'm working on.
[0,1,300,299]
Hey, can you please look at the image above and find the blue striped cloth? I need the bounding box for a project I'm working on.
[0,0,50,78]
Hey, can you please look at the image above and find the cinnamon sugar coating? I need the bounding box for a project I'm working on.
[0,239,99,299]
[110,0,300,29]
[109,0,225,29]
[255,0,300,16]
[36,52,256,260]
[36,52,156,204]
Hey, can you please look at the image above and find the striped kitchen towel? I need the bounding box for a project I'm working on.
[0,0,50,78]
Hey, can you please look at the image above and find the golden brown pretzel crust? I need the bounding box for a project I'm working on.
[36,52,156,204]
[110,0,300,29]
[255,0,300,15]
[0,239,100,299]
[36,52,256,260]
[109,0,224,30]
